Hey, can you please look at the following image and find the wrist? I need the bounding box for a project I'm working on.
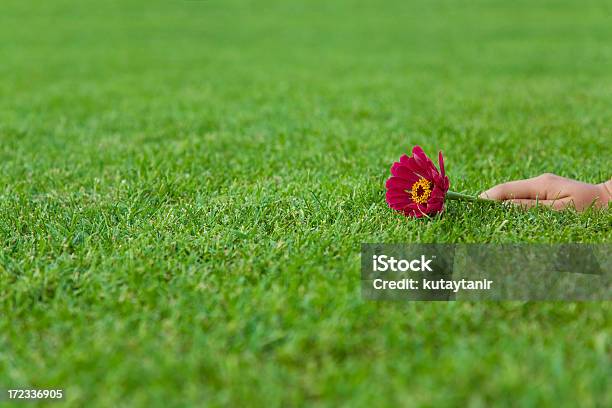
[597,178,612,207]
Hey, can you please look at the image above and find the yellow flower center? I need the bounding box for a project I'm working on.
[410,178,433,204]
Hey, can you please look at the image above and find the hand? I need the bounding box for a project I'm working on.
[479,173,612,211]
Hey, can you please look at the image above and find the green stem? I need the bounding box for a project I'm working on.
[446,191,490,202]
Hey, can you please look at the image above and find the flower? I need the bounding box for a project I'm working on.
[385,145,450,217]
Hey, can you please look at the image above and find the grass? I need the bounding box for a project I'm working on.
[0,0,611,406]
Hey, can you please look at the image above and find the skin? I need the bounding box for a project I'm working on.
[479,173,612,211]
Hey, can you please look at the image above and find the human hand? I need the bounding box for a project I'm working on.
[479,173,612,211]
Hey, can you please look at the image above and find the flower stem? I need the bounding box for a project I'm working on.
[446,191,490,202]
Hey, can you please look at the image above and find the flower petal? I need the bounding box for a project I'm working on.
[412,146,439,179]
[386,197,412,207]
[426,201,444,214]
[390,162,420,183]
[400,152,433,179]
[415,203,430,217]
[430,187,446,198]
[385,176,412,191]
[386,190,412,207]
[438,151,445,178]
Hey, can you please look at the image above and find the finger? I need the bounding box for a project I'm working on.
[507,198,574,211]
[479,178,544,200]
[479,174,564,201]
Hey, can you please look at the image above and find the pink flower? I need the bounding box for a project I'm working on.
[385,146,450,217]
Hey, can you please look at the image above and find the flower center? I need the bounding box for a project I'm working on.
[410,178,433,204]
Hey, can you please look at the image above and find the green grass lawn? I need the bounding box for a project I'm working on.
[1,0,611,406]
